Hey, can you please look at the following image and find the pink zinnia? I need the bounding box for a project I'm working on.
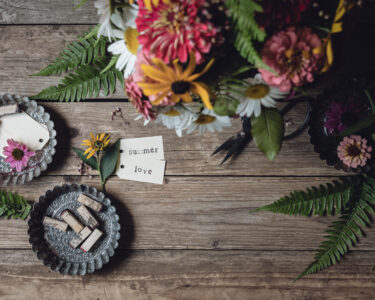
[136,0,223,64]
[337,135,372,168]
[3,139,35,172]
[125,75,156,121]
[259,27,323,92]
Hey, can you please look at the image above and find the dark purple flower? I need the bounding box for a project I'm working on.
[324,98,364,134]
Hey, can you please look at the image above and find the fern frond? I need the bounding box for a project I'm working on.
[225,0,267,68]
[30,58,124,102]
[254,177,359,216]
[0,190,31,220]
[32,31,108,76]
[296,175,375,280]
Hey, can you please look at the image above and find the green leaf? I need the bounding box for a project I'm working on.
[252,177,359,216]
[214,96,239,117]
[100,139,120,184]
[251,107,284,161]
[101,55,119,74]
[0,190,31,220]
[225,0,271,70]
[339,114,375,137]
[295,175,375,280]
[73,147,98,170]
[73,0,88,10]
[30,58,124,102]
[32,30,108,76]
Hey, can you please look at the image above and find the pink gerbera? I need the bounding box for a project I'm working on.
[337,135,372,168]
[136,0,223,64]
[259,27,323,92]
[3,139,35,172]
[125,75,156,121]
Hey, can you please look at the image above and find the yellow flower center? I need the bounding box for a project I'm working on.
[124,27,139,56]
[163,108,181,117]
[194,114,216,125]
[245,84,270,99]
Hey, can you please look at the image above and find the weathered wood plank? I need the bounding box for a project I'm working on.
[39,102,343,176]
[0,0,98,24]
[1,176,373,250]
[0,249,374,300]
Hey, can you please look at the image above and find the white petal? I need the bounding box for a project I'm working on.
[253,102,261,117]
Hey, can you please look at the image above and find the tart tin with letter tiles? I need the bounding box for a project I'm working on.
[28,184,121,276]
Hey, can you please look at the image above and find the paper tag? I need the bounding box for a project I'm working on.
[0,104,18,117]
[116,158,166,184]
[0,112,49,156]
[119,136,164,160]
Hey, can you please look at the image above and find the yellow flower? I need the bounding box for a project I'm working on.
[81,133,110,159]
[138,52,215,109]
[141,0,170,10]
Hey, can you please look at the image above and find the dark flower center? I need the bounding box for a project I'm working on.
[171,81,191,94]
[12,148,24,161]
[347,144,361,158]
[94,141,104,149]
[341,112,358,126]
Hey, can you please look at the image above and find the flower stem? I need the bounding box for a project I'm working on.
[96,151,106,193]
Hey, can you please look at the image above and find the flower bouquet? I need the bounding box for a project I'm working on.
[32,0,368,163]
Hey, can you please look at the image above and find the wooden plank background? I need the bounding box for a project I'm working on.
[1,2,375,299]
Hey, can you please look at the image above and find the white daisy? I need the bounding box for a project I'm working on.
[186,109,232,135]
[236,73,288,118]
[156,105,195,137]
[107,5,139,77]
[95,0,116,41]
[135,114,152,126]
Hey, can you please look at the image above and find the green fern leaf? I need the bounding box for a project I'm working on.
[295,175,375,280]
[254,177,358,216]
[32,31,108,76]
[0,190,31,220]
[30,58,124,102]
[225,0,267,68]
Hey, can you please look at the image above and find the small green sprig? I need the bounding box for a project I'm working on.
[0,190,31,220]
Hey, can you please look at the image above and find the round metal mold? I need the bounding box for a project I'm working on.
[0,94,57,186]
[28,184,121,276]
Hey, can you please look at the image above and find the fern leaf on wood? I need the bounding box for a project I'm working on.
[254,177,359,216]
[0,190,31,220]
[295,175,375,280]
[30,58,124,102]
[32,31,108,76]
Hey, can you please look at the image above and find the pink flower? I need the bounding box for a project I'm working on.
[324,98,364,134]
[337,135,372,168]
[3,139,35,172]
[259,27,323,92]
[136,0,223,64]
[125,75,156,121]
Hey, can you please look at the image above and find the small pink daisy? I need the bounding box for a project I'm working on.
[337,135,372,168]
[3,139,35,172]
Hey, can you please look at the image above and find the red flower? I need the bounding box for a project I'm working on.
[256,0,311,29]
[136,0,223,64]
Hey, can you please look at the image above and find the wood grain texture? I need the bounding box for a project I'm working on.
[35,101,342,176]
[2,176,374,251]
[0,0,98,24]
[0,249,374,300]
[0,25,127,98]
